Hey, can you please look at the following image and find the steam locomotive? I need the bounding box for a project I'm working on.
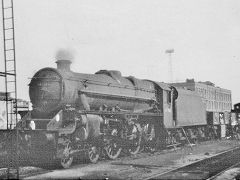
[14,60,233,168]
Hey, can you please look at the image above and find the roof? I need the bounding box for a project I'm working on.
[154,81,171,91]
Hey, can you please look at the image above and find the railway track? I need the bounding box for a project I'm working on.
[1,138,190,179]
[146,146,240,180]
[0,145,177,179]
[1,140,240,179]
[208,161,240,180]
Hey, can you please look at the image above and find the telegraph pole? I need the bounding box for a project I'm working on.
[165,49,174,83]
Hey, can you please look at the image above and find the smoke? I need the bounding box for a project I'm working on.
[55,48,75,62]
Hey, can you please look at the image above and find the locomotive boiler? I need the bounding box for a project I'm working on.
[29,60,157,118]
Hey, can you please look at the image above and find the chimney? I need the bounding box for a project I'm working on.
[56,60,72,71]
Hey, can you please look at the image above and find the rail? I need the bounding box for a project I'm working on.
[144,146,240,180]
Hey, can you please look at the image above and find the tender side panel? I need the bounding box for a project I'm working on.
[175,88,207,126]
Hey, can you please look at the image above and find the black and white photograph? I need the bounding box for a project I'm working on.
[0,0,240,179]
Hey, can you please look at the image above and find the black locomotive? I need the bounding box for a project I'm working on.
[9,60,234,168]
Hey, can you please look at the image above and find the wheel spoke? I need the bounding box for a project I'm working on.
[60,143,73,169]
[128,124,141,155]
[88,145,99,163]
[105,128,122,159]
[140,123,156,152]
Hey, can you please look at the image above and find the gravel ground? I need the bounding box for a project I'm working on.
[24,139,240,180]
[0,166,48,179]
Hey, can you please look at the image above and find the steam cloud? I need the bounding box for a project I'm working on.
[55,48,75,62]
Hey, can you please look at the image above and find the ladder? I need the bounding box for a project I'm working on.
[1,0,19,178]
[2,0,17,128]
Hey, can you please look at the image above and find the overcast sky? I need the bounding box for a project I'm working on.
[0,0,240,104]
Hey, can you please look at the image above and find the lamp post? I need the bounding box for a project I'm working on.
[165,49,174,83]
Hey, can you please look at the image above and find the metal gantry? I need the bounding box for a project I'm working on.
[1,0,19,178]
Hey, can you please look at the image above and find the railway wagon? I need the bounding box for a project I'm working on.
[230,103,240,137]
